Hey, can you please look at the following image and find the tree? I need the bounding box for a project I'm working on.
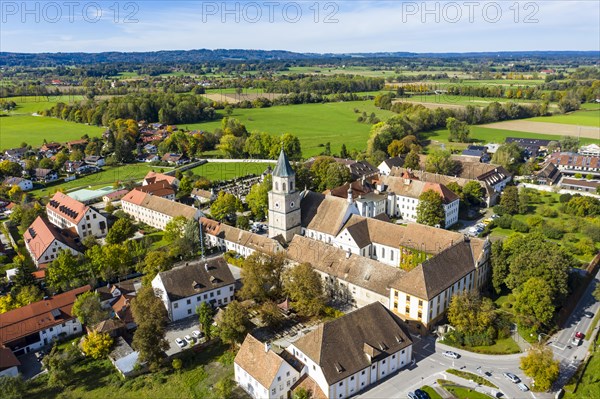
[594,284,600,302]
[425,149,455,175]
[218,300,250,346]
[492,143,523,173]
[214,376,236,399]
[47,250,83,292]
[462,181,484,207]
[131,285,169,370]
[72,292,107,326]
[81,331,113,359]
[140,250,172,279]
[404,149,421,170]
[514,278,555,330]
[0,375,25,399]
[196,301,214,340]
[239,252,285,303]
[323,162,351,191]
[172,358,183,372]
[218,134,246,158]
[45,345,78,388]
[280,133,302,161]
[283,263,325,317]
[446,117,470,142]
[293,388,312,399]
[259,301,284,329]
[15,284,43,307]
[210,192,242,221]
[246,174,271,220]
[500,186,520,215]
[164,216,187,243]
[105,217,136,245]
[520,344,560,391]
[416,190,445,228]
[339,144,349,159]
[447,292,497,335]
[560,136,579,153]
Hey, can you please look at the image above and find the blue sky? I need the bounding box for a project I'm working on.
[1,1,599,53]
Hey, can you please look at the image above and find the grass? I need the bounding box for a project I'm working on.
[420,385,443,399]
[528,108,600,127]
[446,369,498,388]
[180,100,397,157]
[586,311,600,337]
[25,343,241,399]
[399,93,543,106]
[441,336,521,355]
[564,335,600,399]
[189,161,273,181]
[30,164,165,198]
[437,379,494,399]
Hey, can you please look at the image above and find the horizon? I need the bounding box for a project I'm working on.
[1,1,599,54]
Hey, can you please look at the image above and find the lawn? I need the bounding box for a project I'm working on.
[441,336,520,355]
[25,343,242,399]
[446,369,498,388]
[564,335,600,399]
[528,108,600,127]
[400,93,542,106]
[189,161,273,181]
[30,164,166,198]
[180,100,397,157]
[0,114,104,150]
[5,95,85,115]
[437,380,494,399]
[420,385,443,399]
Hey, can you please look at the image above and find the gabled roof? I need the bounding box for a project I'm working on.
[47,192,90,224]
[143,171,179,186]
[300,193,357,236]
[0,347,21,370]
[134,181,175,198]
[155,257,235,301]
[23,216,83,261]
[0,285,91,346]
[390,240,478,299]
[235,334,293,388]
[292,302,412,385]
[380,176,459,204]
[3,177,31,186]
[380,157,404,169]
[273,149,294,177]
[122,190,201,219]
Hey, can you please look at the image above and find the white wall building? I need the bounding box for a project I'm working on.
[24,216,83,266]
[46,192,108,239]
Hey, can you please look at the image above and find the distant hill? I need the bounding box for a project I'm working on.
[0,49,598,67]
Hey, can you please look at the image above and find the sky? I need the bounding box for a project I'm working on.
[1,1,599,53]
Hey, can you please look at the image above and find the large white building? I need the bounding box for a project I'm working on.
[151,257,236,321]
[121,189,203,230]
[46,192,108,239]
[24,216,83,266]
[202,217,283,257]
[236,303,413,399]
[0,285,90,356]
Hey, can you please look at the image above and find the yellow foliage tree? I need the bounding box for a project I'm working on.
[81,332,113,360]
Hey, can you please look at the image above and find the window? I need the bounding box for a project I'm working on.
[361,370,365,375]
[230,286,233,291]
[186,299,191,305]
[293,377,297,383]
[286,371,290,377]
[49,327,53,332]
[197,296,201,302]
[372,365,376,369]
[351,376,354,381]
[272,389,276,395]
[277,376,281,382]
[187,309,192,315]
[174,303,179,309]
[418,300,423,307]
[392,354,396,359]
[287,381,291,387]
[204,294,208,299]
[217,290,221,295]
[339,382,343,387]
[382,360,386,364]
[210,292,214,298]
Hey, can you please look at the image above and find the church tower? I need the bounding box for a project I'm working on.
[268,149,301,242]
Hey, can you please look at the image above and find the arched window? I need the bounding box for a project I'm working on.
[275,182,279,191]
[282,182,287,191]
[290,181,294,191]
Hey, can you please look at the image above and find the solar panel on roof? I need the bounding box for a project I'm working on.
[51,308,61,319]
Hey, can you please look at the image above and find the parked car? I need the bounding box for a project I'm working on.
[175,338,185,348]
[192,330,204,339]
[442,351,460,359]
[407,392,418,399]
[584,311,594,318]
[517,383,529,392]
[575,331,585,339]
[414,388,429,399]
[503,372,520,383]
[572,337,582,346]
[184,335,194,344]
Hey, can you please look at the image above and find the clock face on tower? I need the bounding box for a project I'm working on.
[290,201,295,208]
[275,202,280,208]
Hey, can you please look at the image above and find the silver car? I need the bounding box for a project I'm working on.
[442,351,460,359]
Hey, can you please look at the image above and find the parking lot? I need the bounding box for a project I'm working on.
[164,317,204,357]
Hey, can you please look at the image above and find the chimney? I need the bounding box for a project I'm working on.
[347,186,353,204]
[264,342,271,353]
[346,249,351,259]
[204,263,209,272]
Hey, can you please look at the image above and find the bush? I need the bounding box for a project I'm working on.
[496,214,513,229]
[526,215,544,228]
[583,224,600,243]
[511,219,530,233]
[544,225,564,239]
[539,206,558,218]
[493,205,506,216]
[559,193,573,203]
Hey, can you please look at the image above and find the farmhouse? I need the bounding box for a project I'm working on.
[133,180,176,200]
[161,153,186,165]
[24,216,84,266]
[3,176,33,191]
[46,192,108,239]
[0,285,91,356]
[151,257,236,321]
[143,171,180,189]
[32,168,59,183]
[121,189,203,230]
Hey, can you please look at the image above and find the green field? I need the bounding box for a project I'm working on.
[5,95,85,115]
[399,93,542,106]
[564,336,600,399]
[189,161,273,181]
[529,108,600,127]
[182,100,396,157]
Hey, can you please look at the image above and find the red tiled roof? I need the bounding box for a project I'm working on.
[23,216,81,261]
[0,285,91,345]
[134,180,175,197]
[0,347,21,370]
[144,171,178,186]
[47,192,89,224]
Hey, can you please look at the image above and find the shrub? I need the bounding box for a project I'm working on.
[575,238,596,256]
[583,224,600,243]
[544,225,564,239]
[526,215,544,228]
[539,206,558,218]
[496,214,513,229]
[559,193,572,203]
[511,219,530,233]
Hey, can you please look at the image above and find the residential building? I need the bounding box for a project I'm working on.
[24,216,84,266]
[151,257,236,321]
[102,189,130,203]
[32,168,58,183]
[505,137,551,159]
[64,160,87,174]
[0,285,91,356]
[560,177,600,193]
[535,163,561,186]
[202,218,284,256]
[0,348,21,377]
[4,147,28,161]
[143,171,180,189]
[300,191,359,246]
[161,153,186,165]
[328,179,387,219]
[134,180,176,200]
[377,157,404,176]
[579,144,600,156]
[143,144,158,154]
[84,155,105,167]
[191,188,216,204]
[461,145,490,162]
[121,189,202,230]
[108,337,142,378]
[40,142,62,154]
[3,176,33,191]
[549,152,600,176]
[235,334,302,399]
[66,139,88,151]
[46,192,108,239]
[268,149,302,242]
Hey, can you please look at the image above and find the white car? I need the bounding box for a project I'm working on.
[503,372,520,383]
[192,330,203,339]
[175,338,185,348]
[517,383,529,392]
[184,335,195,344]
[442,351,460,359]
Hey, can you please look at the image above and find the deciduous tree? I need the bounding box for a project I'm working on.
[416,190,445,228]
[81,331,113,359]
[196,301,214,340]
[131,285,169,370]
[239,252,285,303]
[283,263,325,317]
[520,344,560,391]
[217,300,250,346]
[105,217,136,244]
[72,292,107,326]
[514,278,555,330]
[425,149,455,175]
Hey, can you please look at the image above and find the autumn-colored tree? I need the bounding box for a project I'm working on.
[81,332,113,359]
[520,344,560,391]
[283,263,325,317]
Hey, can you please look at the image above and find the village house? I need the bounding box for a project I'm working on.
[143,171,180,189]
[0,348,21,378]
[121,189,203,230]
[3,176,33,191]
[550,152,600,176]
[46,192,108,239]
[39,142,63,155]
[377,156,404,176]
[66,139,88,151]
[191,188,216,204]
[0,285,91,356]
[579,144,600,157]
[161,153,187,165]
[134,180,176,200]
[32,168,59,183]
[4,147,28,161]
[102,189,130,204]
[151,257,236,321]
[24,216,84,266]
[84,155,105,167]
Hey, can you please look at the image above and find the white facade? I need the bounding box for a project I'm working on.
[0,365,18,378]
[151,275,235,321]
[286,344,412,399]
[5,178,33,191]
[10,318,82,356]
[26,237,81,266]
[121,200,201,231]
[268,174,302,242]
[354,195,387,219]
[387,193,459,228]
[46,206,107,239]
[235,359,300,399]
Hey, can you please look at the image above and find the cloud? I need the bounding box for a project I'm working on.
[1,1,598,53]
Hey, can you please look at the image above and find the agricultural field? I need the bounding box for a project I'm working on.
[182,100,397,157]
[395,93,540,107]
[528,107,600,127]
[189,161,273,181]
[482,120,600,140]
[4,95,85,114]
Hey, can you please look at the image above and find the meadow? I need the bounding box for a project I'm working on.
[181,100,397,157]
[529,107,600,127]
[189,161,274,181]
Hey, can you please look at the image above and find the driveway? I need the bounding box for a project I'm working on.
[164,317,203,357]
[17,352,45,380]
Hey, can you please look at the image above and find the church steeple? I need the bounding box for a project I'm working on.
[273,148,294,177]
[268,149,301,242]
